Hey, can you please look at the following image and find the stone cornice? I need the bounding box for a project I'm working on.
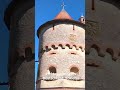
[86,42,120,61]
[37,19,85,38]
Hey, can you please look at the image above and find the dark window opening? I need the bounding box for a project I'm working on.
[49,66,56,73]
[71,52,77,55]
[86,63,99,67]
[70,67,79,74]
[53,25,55,30]
[73,25,75,30]
[50,52,56,55]
[25,47,32,57]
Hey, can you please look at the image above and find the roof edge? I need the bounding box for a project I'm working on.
[37,19,85,38]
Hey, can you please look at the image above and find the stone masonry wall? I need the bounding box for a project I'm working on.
[38,23,85,89]
[86,0,120,89]
[86,48,120,90]
[9,7,34,90]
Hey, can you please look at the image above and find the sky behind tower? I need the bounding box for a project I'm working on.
[35,0,85,84]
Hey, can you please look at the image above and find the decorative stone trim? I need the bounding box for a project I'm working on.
[39,73,83,81]
[42,44,85,52]
[86,43,120,61]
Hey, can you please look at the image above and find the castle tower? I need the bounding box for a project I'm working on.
[85,0,120,89]
[36,8,85,90]
[4,1,34,90]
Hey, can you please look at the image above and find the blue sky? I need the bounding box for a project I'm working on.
[0,0,11,90]
[35,0,85,84]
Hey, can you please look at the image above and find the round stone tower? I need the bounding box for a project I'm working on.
[36,9,85,90]
[4,0,34,90]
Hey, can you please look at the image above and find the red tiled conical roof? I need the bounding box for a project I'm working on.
[54,9,72,20]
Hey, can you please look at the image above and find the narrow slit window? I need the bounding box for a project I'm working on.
[71,52,77,55]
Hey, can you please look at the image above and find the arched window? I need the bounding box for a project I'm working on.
[70,67,79,74]
[49,66,56,73]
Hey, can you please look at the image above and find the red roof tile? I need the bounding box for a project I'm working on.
[54,10,72,20]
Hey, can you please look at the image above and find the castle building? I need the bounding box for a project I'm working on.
[36,8,85,90]
[4,0,34,90]
[85,0,120,89]
[2,0,120,90]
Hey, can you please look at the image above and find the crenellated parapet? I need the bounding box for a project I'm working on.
[86,42,120,61]
[85,42,120,90]
[38,20,85,54]
[42,44,85,51]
